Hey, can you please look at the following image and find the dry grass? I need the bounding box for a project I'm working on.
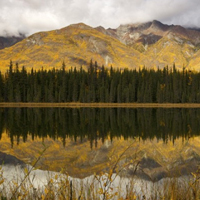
[0,143,200,200]
[0,167,200,200]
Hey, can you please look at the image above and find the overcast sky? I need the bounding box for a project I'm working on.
[1,0,200,36]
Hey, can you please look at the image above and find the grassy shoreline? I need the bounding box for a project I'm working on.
[1,102,200,108]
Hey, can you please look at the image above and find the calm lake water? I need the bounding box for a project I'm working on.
[0,107,200,181]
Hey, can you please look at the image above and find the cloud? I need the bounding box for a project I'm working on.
[0,0,200,36]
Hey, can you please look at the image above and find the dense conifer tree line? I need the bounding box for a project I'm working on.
[1,60,200,103]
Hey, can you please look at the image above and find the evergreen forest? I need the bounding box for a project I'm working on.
[0,60,200,103]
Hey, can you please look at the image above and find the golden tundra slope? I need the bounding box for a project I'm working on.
[1,20,200,72]
[0,23,141,73]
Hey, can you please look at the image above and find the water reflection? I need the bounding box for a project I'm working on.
[0,108,200,147]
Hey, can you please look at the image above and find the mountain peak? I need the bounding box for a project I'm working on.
[151,20,169,31]
[152,20,164,26]
[68,23,92,30]
[95,26,106,33]
[116,20,169,36]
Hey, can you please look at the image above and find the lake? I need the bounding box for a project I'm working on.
[0,107,200,198]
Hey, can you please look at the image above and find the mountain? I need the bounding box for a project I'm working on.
[0,23,142,73]
[1,21,200,72]
[0,35,25,50]
[104,20,200,70]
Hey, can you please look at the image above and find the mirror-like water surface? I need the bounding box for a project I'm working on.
[1,108,200,146]
[0,108,200,181]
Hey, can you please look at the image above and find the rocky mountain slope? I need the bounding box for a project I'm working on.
[100,20,200,70]
[1,20,200,72]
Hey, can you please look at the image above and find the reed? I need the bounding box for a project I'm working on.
[0,144,200,199]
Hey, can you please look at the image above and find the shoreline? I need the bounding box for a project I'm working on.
[1,102,200,108]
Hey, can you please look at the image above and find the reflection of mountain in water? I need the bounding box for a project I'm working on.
[0,135,200,182]
[0,151,25,166]
[1,108,200,182]
[0,108,200,147]
[1,155,195,200]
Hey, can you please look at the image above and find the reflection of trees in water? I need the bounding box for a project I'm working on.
[1,108,200,147]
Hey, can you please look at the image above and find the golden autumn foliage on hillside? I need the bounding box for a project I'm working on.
[1,21,200,73]
[0,23,141,73]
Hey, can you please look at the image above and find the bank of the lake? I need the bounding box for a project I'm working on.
[1,102,200,108]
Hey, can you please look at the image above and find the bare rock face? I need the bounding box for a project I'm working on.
[103,20,200,47]
[26,32,46,46]
[101,20,169,46]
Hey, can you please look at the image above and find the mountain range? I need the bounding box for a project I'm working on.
[1,20,200,73]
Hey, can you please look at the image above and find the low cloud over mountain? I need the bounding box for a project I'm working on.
[1,0,200,36]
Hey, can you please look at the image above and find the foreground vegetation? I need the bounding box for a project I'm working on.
[1,61,200,103]
[0,144,200,200]
[0,164,200,200]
